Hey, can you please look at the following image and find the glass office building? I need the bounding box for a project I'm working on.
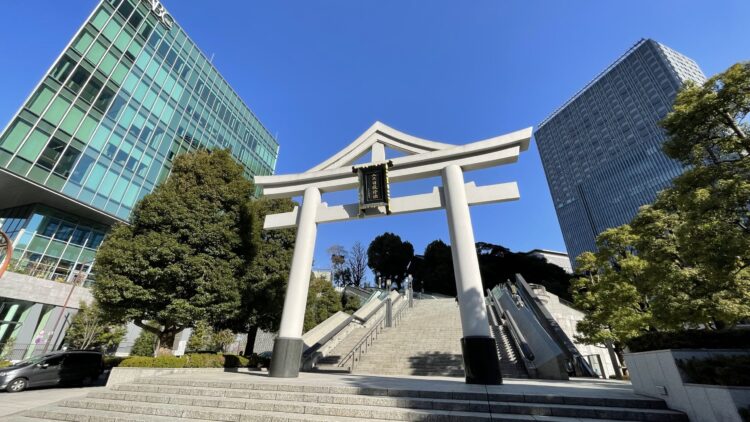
[534,39,705,266]
[0,0,279,284]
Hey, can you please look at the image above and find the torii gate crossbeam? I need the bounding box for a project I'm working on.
[255,122,533,385]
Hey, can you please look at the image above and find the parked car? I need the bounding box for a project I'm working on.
[0,350,103,392]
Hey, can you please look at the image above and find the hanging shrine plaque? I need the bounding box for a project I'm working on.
[353,161,392,216]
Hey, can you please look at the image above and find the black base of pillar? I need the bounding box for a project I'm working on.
[461,336,503,385]
[269,337,304,378]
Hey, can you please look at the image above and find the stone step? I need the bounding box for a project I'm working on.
[23,405,396,422]
[126,377,669,409]
[94,389,492,412]
[51,397,497,422]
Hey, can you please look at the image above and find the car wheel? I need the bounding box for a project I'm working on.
[7,378,27,393]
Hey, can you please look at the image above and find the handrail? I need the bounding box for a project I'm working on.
[338,295,409,371]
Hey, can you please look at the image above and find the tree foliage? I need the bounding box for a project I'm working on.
[475,242,573,301]
[65,301,126,351]
[341,293,362,314]
[415,240,455,296]
[222,197,296,336]
[367,232,414,289]
[130,327,157,357]
[93,150,254,354]
[303,275,342,332]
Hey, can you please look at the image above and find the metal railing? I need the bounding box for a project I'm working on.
[338,296,410,372]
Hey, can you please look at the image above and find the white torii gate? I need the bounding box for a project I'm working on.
[255,121,532,384]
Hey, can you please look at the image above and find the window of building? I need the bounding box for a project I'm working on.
[116,0,135,20]
[66,67,90,95]
[81,76,103,104]
[60,106,85,136]
[40,219,60,237]
[77,114,99,143]
[73,30,95,54]
[54,145,81,178]
[99,52,118,76]
[0,119,32,153]
[103,17,123,42]
[85,40,107,65]
[51,56,76,82]
[36,138,67,171]
[95,86,116,112]
[114,27,133,52]
[28,86,55,116]
[91,8,110,30]
[43,96,71,126]
[17,129,49,163]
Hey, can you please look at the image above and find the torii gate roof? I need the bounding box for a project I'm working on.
[255,122,532,199]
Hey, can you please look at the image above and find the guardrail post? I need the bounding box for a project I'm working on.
[385,298,393,327]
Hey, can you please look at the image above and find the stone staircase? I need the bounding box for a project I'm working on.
[352,298,465,377]
[14,375,688,421]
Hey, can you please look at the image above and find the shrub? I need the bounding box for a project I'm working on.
[0,360,12,368]
[119,356,186,368]
[677,355,750,386]
[103,356,127,369]
[116,353,252,368]
[626,330,750,353]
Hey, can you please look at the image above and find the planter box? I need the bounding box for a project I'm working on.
[625,349,750,422]
[106,367,256,387]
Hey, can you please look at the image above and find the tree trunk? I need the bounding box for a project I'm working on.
[244,326,259,356]
[605,341,624,379]
[157,331,177,356]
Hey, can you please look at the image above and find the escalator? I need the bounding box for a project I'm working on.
[511,274,597,378]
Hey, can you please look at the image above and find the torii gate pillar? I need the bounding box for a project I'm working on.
[268,187,321,377]
[442,164,501,383]
[257,122,532,384]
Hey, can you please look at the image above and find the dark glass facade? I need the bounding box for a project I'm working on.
[0,0,279,283]
[534,39,705,266]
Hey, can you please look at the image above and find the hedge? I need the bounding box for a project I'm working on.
[116,353,269,369]
[677,355,750,386]
[626,329,750,353]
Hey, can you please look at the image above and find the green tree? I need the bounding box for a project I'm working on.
[341,293,361,314]
[186,320,215,352]
[656,62,750,328]
[65,301,126,351]
[303,275,342,332]
[475,242,573,301]
[572,63,750,351]
[367,232,414,289]
[130,328,157,357]
[93,150,253,355]
[220,197,296,356]
[419,240,456,296]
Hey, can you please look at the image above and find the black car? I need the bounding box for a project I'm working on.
[0,351,103,392]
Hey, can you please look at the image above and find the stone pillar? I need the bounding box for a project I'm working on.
[269,187,321,378]
[441,164,502,385]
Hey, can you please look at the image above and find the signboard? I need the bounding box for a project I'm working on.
[144,0,174,29]
[353,162,392,216]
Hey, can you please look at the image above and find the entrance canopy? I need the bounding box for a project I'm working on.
[255,121,533,229]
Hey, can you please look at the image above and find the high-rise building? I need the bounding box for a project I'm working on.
[0,0,278,357]
[534,39,705,266]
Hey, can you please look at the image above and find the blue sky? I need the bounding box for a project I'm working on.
[1,1,749,278]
